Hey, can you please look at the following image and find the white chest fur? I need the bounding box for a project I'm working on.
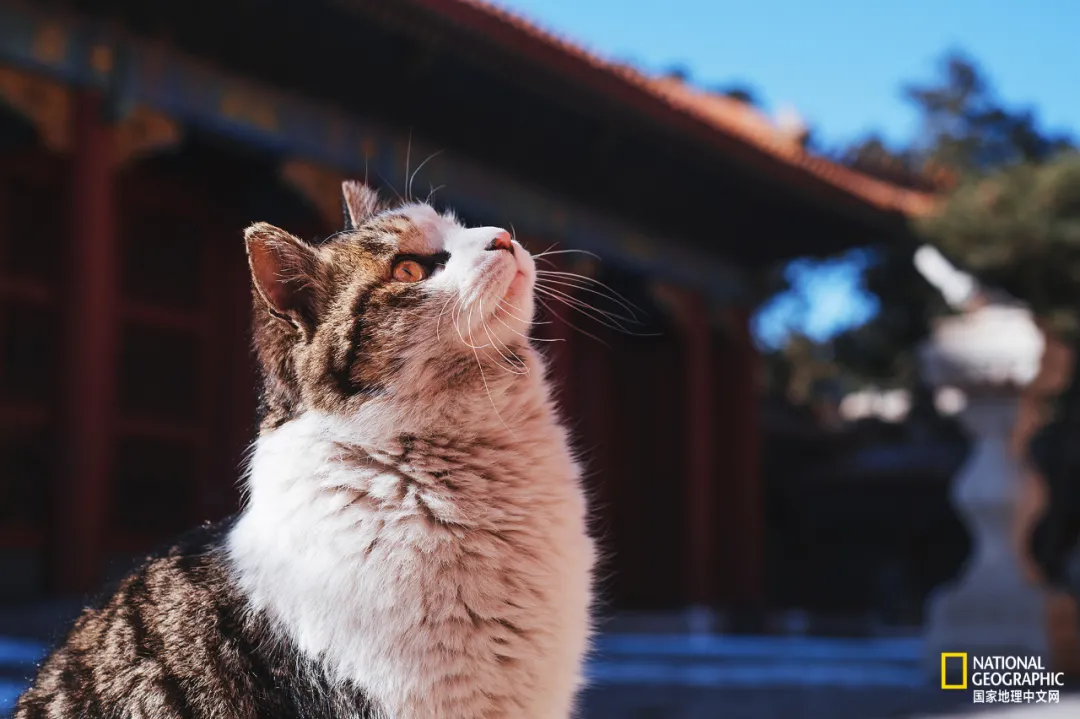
[227,411,594,718]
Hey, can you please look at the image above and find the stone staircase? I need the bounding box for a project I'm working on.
[2,628,1074,718]
[589,634,926,688]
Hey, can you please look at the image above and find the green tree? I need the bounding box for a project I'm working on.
[918,156,1080,335]
[904,52,1071,173]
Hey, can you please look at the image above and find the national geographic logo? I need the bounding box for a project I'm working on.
[940,653,1065,704]
[941,653,968,690]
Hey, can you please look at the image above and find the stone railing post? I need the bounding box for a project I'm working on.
[920,303,1050,673]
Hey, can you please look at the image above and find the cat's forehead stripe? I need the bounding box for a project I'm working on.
[394,205,457,252]
[357,208,443,255]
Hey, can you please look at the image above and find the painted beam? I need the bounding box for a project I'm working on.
[0,0,748,303]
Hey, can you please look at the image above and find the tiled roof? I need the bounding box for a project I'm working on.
[648,77,937,216]
[404,0,937,218]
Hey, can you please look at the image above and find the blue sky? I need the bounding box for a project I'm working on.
[496,0,1080,347]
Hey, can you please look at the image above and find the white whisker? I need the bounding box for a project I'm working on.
[454,300,489,350]
[535,274,644,320]
[536,296,609,347]
[531,248,602,261]
[479,299,529,375]
[375,170,405,204]
[535,286,660,338]
[408,150,444,203]
[470,332,516,436]
[404,130,413,202]
[496,297,546,326]
[426,184,446,203]
[535,269,647,316]
[494,311,558,342]
[435,294,457,343]
[534,284,638,329]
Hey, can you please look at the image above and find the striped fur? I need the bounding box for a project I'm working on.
[16,520,377,718]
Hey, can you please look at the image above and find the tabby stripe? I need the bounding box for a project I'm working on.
[125,574,160,657]
[157,671,196,719]
[329,282,379,396]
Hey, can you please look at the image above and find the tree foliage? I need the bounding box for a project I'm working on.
[904,53,1072,174]
[918,154,1080,336]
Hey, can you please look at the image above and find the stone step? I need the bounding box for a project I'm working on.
[590,634,925,688]
[596,634,923,661]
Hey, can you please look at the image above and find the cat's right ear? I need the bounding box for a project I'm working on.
[341,180,381,230]
[245,222,320,325]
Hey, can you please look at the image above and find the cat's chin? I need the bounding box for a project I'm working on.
[467,259,533,331]
[489,277,534,334]
[506,268,531,297]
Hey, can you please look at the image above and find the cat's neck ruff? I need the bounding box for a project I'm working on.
[225,366,592,717]
[328,355,558,448]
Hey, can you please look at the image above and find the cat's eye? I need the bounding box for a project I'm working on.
[392,259,428,283]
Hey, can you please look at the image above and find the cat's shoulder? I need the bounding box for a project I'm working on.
[15,516,255,717]
[153,513,240,562]
[29,516,237,659]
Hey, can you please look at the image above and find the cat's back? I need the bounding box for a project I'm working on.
[14,519,375,719]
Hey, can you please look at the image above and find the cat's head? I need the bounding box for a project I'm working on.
[246,180,536,430]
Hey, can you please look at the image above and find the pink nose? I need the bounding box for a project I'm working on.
[486,230,514,253]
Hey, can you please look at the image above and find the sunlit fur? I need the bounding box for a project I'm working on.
[230,188,596,718]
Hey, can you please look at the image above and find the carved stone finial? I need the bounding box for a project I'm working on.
[913,244,979,310]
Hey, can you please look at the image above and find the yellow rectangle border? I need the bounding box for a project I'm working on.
[941,652,968,690]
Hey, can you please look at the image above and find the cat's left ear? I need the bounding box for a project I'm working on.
[341,180,381,230]
[245,222,321,327]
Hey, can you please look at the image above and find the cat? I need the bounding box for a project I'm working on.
[15,180,596,718]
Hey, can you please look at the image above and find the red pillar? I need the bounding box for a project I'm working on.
[51,91,118,593]
[714,307,764,608]
[679,289,714,606]
[729,307,764,605]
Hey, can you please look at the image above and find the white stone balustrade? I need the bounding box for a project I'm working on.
[920,303,1050,675]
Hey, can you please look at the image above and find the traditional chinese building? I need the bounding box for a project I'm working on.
[0,0,932,614]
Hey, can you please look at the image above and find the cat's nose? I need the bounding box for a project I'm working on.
[485,230,514,254]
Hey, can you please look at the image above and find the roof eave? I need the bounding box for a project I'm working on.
[395,0,936,234]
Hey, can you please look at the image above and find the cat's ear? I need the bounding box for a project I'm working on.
[341,180,381,230]
[245,222,321,324]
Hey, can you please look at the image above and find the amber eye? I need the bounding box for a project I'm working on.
[392,259,428,283]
